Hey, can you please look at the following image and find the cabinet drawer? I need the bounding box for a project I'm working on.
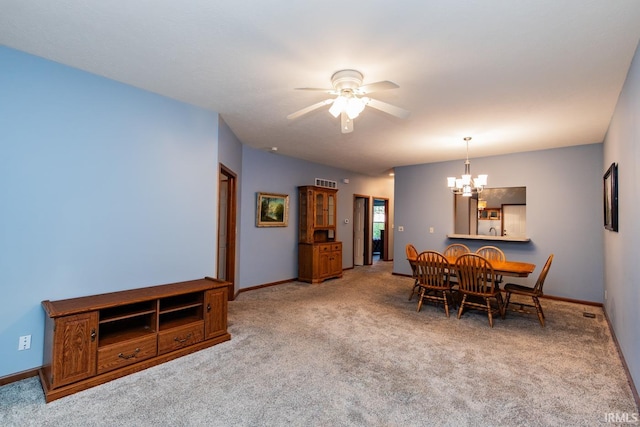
[97,334,157,374]
[331,244,342,251]
[158,321,204,355]
[319,244,331,252]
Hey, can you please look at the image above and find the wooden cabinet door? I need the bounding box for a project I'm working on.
[205,288,228,339]
[315,191,326,227]
[318,250,332,278]
[51,312,98,388]
[314,190,336,228]
[329,247,342,276]
[327,193,335,226]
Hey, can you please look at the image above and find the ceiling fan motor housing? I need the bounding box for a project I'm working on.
[331,69,364,92]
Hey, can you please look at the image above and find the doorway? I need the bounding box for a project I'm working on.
[373,198,389,261]
[353,195,371,266]
[218,164,237,300]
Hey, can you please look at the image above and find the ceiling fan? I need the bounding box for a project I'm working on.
[287,69,410,133]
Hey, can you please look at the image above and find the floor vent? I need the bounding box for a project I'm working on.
[315,178,337,189]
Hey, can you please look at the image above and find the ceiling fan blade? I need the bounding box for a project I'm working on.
[357,80,399,94]
[287,99,334,120]
[366,98,411,119]
[294,87,337,94]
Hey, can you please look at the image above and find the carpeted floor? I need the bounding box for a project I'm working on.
[1,261,637,426]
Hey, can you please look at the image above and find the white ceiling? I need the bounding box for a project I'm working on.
[2,1,640,175]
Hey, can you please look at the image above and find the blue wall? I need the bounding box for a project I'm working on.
[0,47,220,377]
[603,39,640,392]
[238,146,394,289]
[393,143,604,302]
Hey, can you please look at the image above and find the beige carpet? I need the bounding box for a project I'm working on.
[1,261,637,426]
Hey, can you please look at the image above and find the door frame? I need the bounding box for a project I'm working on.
[218,164,237,300]
[353,195,372,265]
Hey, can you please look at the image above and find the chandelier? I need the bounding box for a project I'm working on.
[447,137,488,197]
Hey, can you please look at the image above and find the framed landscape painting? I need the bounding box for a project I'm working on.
[603,162,618,232]
[256,192,289,227]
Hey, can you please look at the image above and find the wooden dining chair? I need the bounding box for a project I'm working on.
[405,244,420,301]
[443,243,470,289]
[504,254,554,327]
[443,243,470,258]
[414,251,455,317]
[455,253,505,327]
[475,245,506,285]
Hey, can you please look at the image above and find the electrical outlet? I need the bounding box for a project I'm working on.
[18,335,31,351]
[429,227,434,234]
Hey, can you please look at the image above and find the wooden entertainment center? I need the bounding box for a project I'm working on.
[39,277,230,402]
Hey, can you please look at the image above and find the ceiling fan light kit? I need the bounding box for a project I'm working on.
[287,69,410,134]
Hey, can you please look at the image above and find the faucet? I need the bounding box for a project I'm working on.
[489,227,497,236]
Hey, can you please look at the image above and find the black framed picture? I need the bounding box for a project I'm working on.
[603,163,618,232]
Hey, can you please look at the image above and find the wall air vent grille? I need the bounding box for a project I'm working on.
[314,178,338,189]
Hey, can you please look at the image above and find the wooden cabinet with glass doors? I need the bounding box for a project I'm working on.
[298,185,342,283]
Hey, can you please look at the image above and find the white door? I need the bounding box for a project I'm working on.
[354,198,365,266]
[502,205,526,237]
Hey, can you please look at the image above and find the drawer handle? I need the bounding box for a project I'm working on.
[174,333,192,344]
[118,348,140,360]
[90,328,96,342]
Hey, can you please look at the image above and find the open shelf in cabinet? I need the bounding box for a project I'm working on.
[99,314,156,347]
[159,292,203,330]
[100,301,156,323]
[159,292,203,313]
[159,309,202,330]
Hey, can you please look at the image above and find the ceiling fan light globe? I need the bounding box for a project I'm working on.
[329,96,346,118]
[346,97,366,119]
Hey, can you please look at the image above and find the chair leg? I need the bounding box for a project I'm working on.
[416,288,425,312]
[532,296,545,327]
[442,291,450,318]
[409,279,419,301]
[496,292,505,319]
[485,298,494,327]
[457,295,467,319]
[504,291,512,311]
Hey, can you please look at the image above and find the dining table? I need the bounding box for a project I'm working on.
[444,255,535,278]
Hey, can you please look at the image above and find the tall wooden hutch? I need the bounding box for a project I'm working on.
[298,185,342,283]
